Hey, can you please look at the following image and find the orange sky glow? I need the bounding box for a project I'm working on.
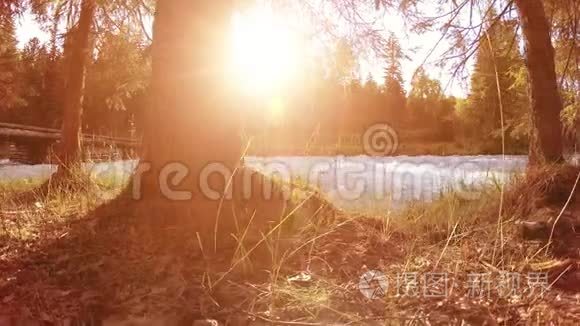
[15,3,470,100]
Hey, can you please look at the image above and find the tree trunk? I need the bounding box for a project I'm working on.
[135,0,287,250]
[140,0,240,195]
[56,0,95,176]
[514,0,564,164]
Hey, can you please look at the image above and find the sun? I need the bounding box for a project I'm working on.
[229,7,303,96]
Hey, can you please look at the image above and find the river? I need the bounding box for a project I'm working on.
[0,155,531,211]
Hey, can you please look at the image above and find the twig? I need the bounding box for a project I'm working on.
[247,312,322,326]
[546,170,580,253]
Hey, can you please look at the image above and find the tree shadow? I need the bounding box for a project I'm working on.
[0,170,338,324]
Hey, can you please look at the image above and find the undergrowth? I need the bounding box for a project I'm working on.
[0,164,579,324]
[0,169,128,243]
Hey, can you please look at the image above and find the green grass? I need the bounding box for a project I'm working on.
[0,169,129,242]
[0,177,45,197]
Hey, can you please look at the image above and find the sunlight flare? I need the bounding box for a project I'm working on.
[229,7,303,95]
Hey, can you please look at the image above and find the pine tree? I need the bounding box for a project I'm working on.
[19,37,64,127]
[333,38,357,85]
[364,73,378,93]
[0,9,23,119]
[363,73,382,127]
[408,67,443,128]
[382,33,406,124]
[464,18,529,153]
[55,0,96,179]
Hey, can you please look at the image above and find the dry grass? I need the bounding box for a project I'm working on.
[503,164,580,217]
[0,170,127,243]
[1,165,580,324]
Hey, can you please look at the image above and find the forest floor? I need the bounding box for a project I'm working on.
[1,165,580,325]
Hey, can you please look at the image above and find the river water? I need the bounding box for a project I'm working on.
[0,155,529,211]
[247,155,528,211]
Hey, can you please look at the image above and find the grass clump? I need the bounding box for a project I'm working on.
[0,168,128,242]
[503,164,580,217]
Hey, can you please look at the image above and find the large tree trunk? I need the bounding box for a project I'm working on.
[514,0,564,164]
[56,0,95,176]
[135,0,287,250]
[140,0,240,195]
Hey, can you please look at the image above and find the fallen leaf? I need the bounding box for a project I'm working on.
[2,294,14,303]
[287,271,313,286]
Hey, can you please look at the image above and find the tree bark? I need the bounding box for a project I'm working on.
[56,0,95,175]
[135,0,287,250]
[140,0,240,195]
[514,0,564,164]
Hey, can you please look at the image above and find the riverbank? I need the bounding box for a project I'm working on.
[1,155,528,214]
[0,165,579,324]
[244,141,529,157]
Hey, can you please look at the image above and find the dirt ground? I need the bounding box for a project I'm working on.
[1,165,580,325]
